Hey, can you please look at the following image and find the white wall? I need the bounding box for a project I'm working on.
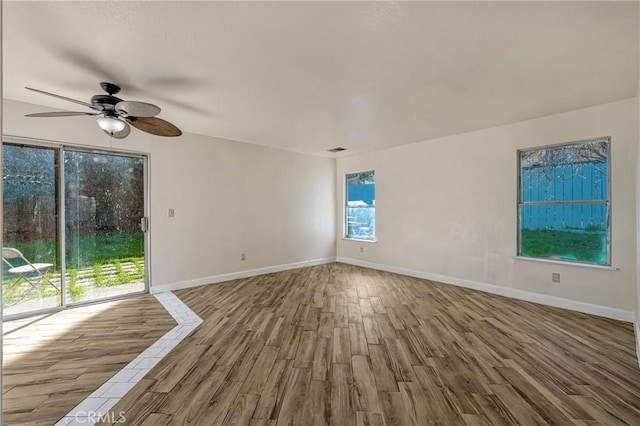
[149,132,336,289]
[3,98,336,292]
[4,96,637,319]
[337,98,638,320]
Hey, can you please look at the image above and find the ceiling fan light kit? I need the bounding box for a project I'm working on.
[25,82,182,139]
[97,115,126,134]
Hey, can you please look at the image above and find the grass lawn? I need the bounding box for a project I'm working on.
[520,229,607,265]
[3,256,145,305]
[3,232,145,305]
[4,232,143,268]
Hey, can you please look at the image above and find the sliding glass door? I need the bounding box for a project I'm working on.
[64,150,146,304]
[2,141,148,318]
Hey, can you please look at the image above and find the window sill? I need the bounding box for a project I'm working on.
[514,256,619,271]
[343,237,377,243]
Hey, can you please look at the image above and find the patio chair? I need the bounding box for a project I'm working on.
[2,247,59,292]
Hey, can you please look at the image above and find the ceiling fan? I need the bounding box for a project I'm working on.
[24,82,182,139]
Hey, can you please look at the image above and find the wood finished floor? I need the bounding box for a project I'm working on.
[2,295,176,426]
[94,263,640,425]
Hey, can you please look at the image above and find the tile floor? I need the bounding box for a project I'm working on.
[54,292,202,426]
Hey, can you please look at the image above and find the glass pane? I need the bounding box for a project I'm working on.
[520,203,608,265]
[64,150,145,303]
[346,207,375,240]
[520,141,608,202]
[346,171,375,204]
[3,144,62,316]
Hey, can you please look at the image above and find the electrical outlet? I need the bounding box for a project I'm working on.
[360,246,364,253]
[241,253,246,261]
[552,272,560,283]
[168,209,175,218]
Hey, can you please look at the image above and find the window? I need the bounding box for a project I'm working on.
[345,171,375,240]
[518,138,610,265]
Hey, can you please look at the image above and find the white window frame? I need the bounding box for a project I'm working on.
[345,170,375,241]
[517,137,611,266]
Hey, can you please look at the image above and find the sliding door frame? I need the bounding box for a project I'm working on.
[2,135,150,320]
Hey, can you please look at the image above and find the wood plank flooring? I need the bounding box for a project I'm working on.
[2,295,176,426]
[4,263,640,425]
[99,263,640,425]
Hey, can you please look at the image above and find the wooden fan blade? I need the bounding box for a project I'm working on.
[115,101,161,118]
[26,111,98,117]
[126,116,182,137]
[25,87,96,109]
[103,122,131,139]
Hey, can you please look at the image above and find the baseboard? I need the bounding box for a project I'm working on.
[150,257,336,294]
[336,257,634,323]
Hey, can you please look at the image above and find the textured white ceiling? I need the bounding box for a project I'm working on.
[3,1,638,156]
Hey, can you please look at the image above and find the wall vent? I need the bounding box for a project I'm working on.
[327,147,346,152]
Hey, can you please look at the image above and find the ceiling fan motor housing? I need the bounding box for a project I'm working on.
[91,94,123,111]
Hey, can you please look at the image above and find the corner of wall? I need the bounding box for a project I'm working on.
[151,257,336,294]
[337,257,635,323]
